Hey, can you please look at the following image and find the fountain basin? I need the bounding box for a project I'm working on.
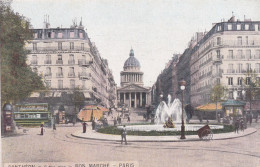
[118,124,224,132]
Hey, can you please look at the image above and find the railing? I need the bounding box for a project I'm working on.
[56,60,63,64]
[44,60,52,64]
[68,60,75,65]
[78,59,93,66]
[31,61,38,65]
[78,72,91,79]
[44,73,52,77]
[68,73,76,78]
[227,69,235,73]
[26,46,91,52]
[56,73,63,78]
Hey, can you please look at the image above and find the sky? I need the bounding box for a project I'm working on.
[11,0,260,87]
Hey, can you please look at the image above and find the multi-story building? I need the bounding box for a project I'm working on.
[151,54,179,104]
[25,20,116,110]
[190,16,260,107]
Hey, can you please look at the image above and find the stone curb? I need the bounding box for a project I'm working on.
[71,128,257,142]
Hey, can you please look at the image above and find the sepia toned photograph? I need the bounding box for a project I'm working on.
[1,0,260,166]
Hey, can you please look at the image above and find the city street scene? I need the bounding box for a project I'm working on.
[1,0,260,167]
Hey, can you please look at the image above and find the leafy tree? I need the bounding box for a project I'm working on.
[0,3,45,104]
[210,84,226,119]
[243,70,260,112]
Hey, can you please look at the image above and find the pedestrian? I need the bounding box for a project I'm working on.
[127,116,130,122]
[249,112,253,126]
[121,125,127,145]
[240,119,244,132]
[256,113,259,123]
[53,122,56,130]
[234,119,239,133]
[40,123,44,135]
[82,121,87,133]
[92,119,96,130]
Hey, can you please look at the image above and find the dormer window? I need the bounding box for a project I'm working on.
[228,24,232,30]
[70,31,75,38]
[58,32,63,38]
[237,24,241,30]
[245,24,249,30]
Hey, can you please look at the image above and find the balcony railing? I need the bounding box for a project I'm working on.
[31,61,38,65]
[78,72,91,79]
[68,60,75,65]
[44,73,52,77]
[56,73,63,78]
[78,59,93,66]
[68,73,76,78]
[56,60,63,64]
[44,60,52,64]
[26,46,91,52]
[227,69,235,73]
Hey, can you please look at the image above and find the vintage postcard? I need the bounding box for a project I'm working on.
[1,0,260,167]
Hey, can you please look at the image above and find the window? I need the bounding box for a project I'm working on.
[228,24,232,30]
[45,67,51,76]
[237,63,243,73]
[237,36,242,46]
[69,67,75,77]
[216,78,220,85]
[237,77,242,85]
[33,43,37,51]
[228,50,233,59]
[45,55,51,64]
[256,63,260,73]
[58,80,63,89]
[245,24,249,30]
[32,55,37,64]
[81,43,84,50]
[237,50,243,59]
[51,32,55,38]
[237,24,241,30]
[246,77,251,85]
[70,79,75,89]
[47,32,51,38]
[58,32,63,38]
[229,91,233,99]
[246,36,248,45]
[46,80,51,88]
[228,77,233,85]
[58,42,62,50]
[82,80,86,89]
[70,31,74,38]
[70,42,74,50]
[217,25,221,31]
[58,55,62,60]
[217,37,221,45]
[216,50,221,58]
[228,64,234,73]
[34,33,38,39]
[255,50,260,59]
[246,63,251,72]
[246,50,251,59]
[79,32,83,38]
[68,54,74,64]
[57,67,63,77]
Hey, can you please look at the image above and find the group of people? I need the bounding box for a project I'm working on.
[234,118,246,133]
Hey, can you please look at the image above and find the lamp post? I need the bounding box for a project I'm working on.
[179,79,186,139]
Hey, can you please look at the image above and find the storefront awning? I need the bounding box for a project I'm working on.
[222,99,245,107]
[196,103,222,111]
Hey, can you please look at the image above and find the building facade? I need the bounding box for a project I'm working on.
[26,21,117,109]
[117,49,151,108]
[190,16,260,107]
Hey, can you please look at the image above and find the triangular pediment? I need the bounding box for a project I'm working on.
[117,84,149,92]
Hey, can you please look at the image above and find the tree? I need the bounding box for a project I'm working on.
[243,70,260,113]
[0,3,45,104]
[71,88,85,124]
[210,84,226,119]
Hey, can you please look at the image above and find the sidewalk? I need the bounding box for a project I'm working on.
[71,127,257,142]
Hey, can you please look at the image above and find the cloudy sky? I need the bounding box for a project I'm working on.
[11,0,260,86]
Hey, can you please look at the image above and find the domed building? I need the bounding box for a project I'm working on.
[117,48,151,108]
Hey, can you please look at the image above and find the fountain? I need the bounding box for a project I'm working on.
[155,94,183,124]
[118,94,224,132]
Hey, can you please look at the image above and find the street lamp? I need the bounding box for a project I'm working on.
[179,79,186,139]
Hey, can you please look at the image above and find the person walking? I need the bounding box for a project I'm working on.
[92,119,96,130]
[40,123,44,135]
[121,125,127,145]
[82,122,87,133]
[127,116,130,122]
[234,119,239,134]
[240,118,244,132]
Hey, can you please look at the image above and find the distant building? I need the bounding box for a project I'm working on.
[25,19,117,112]
[152,54,180,104]
[117,49,151,108]
[190,16,260,106]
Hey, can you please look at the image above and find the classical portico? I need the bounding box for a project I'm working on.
[117,48,151,108]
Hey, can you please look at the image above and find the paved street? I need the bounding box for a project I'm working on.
[2,119,260,167]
